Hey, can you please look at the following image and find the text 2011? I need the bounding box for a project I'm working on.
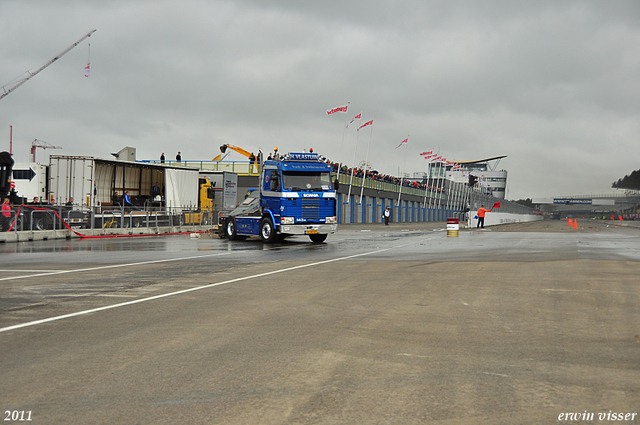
[4,411,32,421]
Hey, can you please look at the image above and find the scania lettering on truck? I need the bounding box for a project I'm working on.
[220,152,337,243]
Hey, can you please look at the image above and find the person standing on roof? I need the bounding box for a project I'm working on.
[176,152,182,162]
[476,204,492,229]
[249,152,256,173]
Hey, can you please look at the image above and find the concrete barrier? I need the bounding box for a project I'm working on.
[0,225,216,243]
[468,212,542,229]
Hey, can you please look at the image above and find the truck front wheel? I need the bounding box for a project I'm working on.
[225,216,238,240]
[309,233,328,243]
[260,217,277,243]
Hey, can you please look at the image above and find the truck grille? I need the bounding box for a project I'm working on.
[288,198,334,221]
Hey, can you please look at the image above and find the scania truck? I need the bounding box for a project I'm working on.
[220,152,337,243]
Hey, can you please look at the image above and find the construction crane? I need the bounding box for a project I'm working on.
[31,139,62,162]
[0,29,96,102]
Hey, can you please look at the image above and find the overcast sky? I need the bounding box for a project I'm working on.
[2,0,639,200]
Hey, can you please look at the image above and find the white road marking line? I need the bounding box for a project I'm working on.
[0,247,397,334]
[397,353,432,358]
[0,252,234,282]
[0,269,66,273]
[482,372,510,378]
[541,288,635,294]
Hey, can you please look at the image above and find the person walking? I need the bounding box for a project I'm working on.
[476,204,493,228]
[384,207,390,226]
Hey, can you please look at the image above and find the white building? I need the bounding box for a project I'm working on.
[427,155,508,199]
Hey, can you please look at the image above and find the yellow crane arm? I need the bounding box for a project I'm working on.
[212,144,254,161]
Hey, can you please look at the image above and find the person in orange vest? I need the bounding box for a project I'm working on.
[476,204,492,228]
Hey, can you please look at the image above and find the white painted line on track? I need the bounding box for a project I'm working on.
[0,269,66,273]
[0,252,234,282]
[0,245,407,334]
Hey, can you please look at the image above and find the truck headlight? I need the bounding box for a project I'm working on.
[281,217,294,224]
[325,216,337,224]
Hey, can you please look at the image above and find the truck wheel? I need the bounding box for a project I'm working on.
[309,233,328,243]
[260,217,277,243]
[225,216,238,240]
[34,217,48,231]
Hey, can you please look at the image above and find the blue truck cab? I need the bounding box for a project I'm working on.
[221,152,337,243]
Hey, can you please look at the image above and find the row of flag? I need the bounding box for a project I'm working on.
[326,103,496,201]
[327,103,481,177]
[326,103,404,147]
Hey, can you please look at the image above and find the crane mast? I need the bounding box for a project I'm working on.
[0,29,96,101]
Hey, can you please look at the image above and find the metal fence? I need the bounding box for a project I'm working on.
[2,205,215,234]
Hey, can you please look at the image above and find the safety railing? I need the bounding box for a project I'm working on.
[2,204,215,233]
[140,159,260,176]
[1,210,17,233]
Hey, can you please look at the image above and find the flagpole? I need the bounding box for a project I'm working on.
[436,160,443,214]
[454,180,461,217]
[429,154,439,211]
[396,135,408,207]
[449,167,458,215]
[335,102,350,182]
[359,116,374,204]
[457,171,462,214]
[427,159,435,211]
[347,123,361,203]
[422,153,431,209]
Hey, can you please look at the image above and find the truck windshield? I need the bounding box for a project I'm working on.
[282,171,332,191]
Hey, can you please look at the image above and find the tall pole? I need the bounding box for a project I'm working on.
[359,117,374,204]
[427,160,435,211]
[397,135,409,206]
[335,102,350,182]
[346,122,361,203]
[436,160,442,215]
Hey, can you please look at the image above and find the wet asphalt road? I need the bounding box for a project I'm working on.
[0,220,639,424]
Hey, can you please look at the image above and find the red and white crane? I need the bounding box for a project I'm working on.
[31,139,62,162]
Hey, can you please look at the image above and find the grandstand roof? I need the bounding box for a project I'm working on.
[451,155,507,165]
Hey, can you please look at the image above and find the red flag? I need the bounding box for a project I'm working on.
[358,119,373,131]
[419,150,433,156]
[346,112,362,128]
[395,138,408,149]
[327,104,348,115]
[492,202,501,209]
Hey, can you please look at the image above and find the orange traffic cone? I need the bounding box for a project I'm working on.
[568,218,573,227]
[573,219,577,229]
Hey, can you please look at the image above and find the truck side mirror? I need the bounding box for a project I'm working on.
[334,178,339,190]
